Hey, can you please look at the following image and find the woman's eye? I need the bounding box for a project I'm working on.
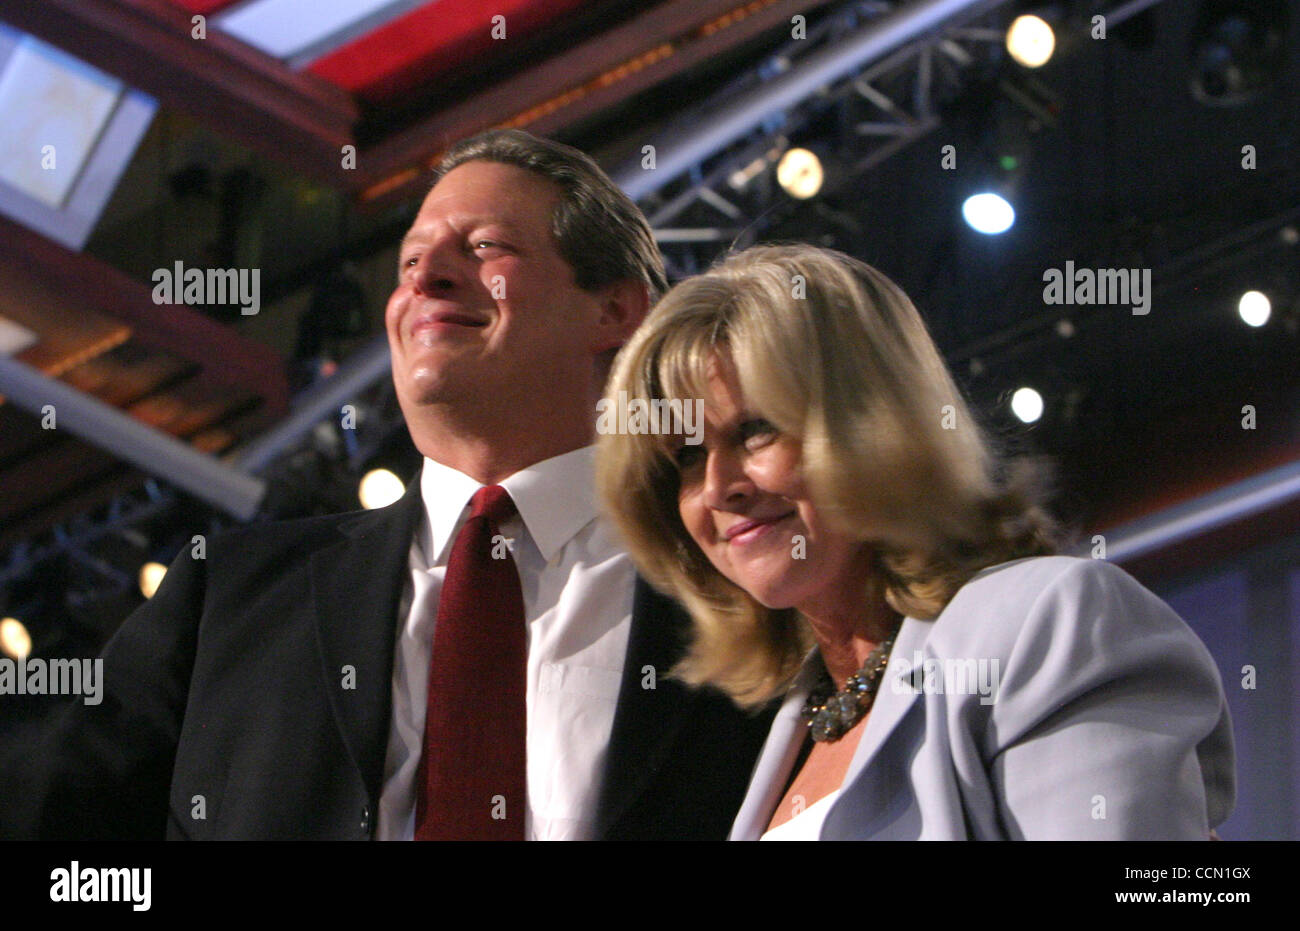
[674,444,705,471]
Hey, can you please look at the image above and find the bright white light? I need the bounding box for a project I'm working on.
[962,192,1015,234]
[359,468,405,510]
[777,148,824,199]
[139,561,168,599]
[0,617,32,660]
[1011,386,1044,423]
[1238,290,1271,327]
[1006,15,1055,68]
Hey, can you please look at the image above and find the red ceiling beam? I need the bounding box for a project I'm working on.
[2,0,836,204]
[309,0,591,103]
[354,0,837,205]
[523,0,842,139]
[0,0,358,185]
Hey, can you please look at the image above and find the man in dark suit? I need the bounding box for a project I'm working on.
[8,130,772,840]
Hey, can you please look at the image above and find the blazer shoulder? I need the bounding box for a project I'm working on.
[212,507,367,549]
[926,555,1201,664]
[956,554,1139,604]
[206,490,421,563]
[921,562,1233,837]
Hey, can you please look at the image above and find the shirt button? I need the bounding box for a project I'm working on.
[360,806,371,834]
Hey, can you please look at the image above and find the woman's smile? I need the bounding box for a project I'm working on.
[723,511,798,545]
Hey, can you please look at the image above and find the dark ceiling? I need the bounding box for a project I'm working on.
[570,0,1300,530]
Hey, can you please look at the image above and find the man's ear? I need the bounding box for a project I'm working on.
[589,279,650,354]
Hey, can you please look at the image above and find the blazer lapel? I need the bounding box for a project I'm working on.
[728,674,812,840]
[820,616,931,834]
[594,576,695,837]
[310,479,424,804]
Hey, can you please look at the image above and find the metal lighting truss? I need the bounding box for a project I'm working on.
[10,0,1285,595]
[0,347,398,591]
[624,0,1036,278]
[0,478,178,592]
[627,0,1171,276]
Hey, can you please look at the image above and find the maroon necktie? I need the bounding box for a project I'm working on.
[415,485,527,840]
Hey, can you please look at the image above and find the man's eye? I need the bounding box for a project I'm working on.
[473,239,505,252]
[739,418,777,449]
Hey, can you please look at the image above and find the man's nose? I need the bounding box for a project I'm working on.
[410,237,463,296]
[702,447,754,510]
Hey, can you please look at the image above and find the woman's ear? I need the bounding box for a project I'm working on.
[590,279,651,354]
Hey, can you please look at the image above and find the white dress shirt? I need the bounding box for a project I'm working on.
[376,446,634,840]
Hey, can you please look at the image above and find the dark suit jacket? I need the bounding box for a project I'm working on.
[9,482,773,840]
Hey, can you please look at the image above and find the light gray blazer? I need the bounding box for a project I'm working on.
[729,556,1236,840]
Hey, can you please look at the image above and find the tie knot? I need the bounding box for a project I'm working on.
[470,484,516,525]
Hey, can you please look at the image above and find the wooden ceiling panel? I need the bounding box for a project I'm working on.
[0,206,285,547]
[0,215,289,414]
[125,379,257,436]
[60,343,194,408]
[0,266,131,377]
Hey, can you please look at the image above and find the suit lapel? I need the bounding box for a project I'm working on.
[310,479,424,804]
[594,576,695,837]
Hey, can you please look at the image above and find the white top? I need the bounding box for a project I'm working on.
[760,790,843,841]
[375,446,635,840]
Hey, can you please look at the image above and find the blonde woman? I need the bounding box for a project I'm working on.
[596,244,1235,840]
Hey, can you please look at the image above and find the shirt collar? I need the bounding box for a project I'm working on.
[417,446,599,566]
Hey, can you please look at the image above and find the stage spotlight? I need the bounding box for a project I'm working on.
[1011,387,1044,423]
[962,192,1016,235]
[777,148,823,199]
[139,561,168,599]
[1238,290,1271,327]
[1,617,32,660]
[1006,14,1056,68]
[359,468,405,510]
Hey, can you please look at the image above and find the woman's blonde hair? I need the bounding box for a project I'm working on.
[596,244,1058,708]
